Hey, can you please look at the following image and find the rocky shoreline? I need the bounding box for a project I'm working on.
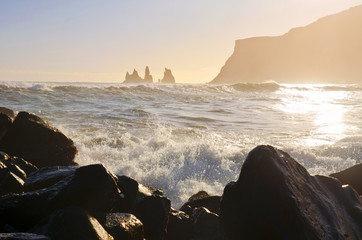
[0,108,361,240]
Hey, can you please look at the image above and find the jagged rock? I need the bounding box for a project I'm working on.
[165,209,192,240]
[1,155,38,176]
[0,164,121,230]
[132,195,171,240]
[191,207,221,240]
[24,166,78,192]
[0,107,15,119]
[220,145,362,240]
[180,191,221,215]
[137,183,164,198]
[116,175,139,211]
[4,164,26,180]
[0,233,50,240]
[188,190,210,201]
[0,168,24,197]
[143,66,153,83]
[124,69,143,83]
[0,112,78,168]
[32,206,113,240]
[330,163,362,195]
[104,213,144,240]
[161,68,175,83]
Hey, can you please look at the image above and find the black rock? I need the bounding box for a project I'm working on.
[330,163,362,195]
[220,145,362,240]
[0,111,78,167]
[1,155,38,177]
[24,166,77,192]
[137,183,164,198]
[0,233,50,240]
[187,190,210,201]
[0,113,12,141]
[132,195,171,240]
[165,209,192,240]
[191,207,221,240]
[4,164,26,180]
[180,194,221,215]
[0,107,15,119]
[0,168,24,196]
[0,164,121,230]
[104,213,144,240]
[32,206,113,240]
[116,175,139,211]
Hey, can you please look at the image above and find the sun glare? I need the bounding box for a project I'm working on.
[276,86,350,146]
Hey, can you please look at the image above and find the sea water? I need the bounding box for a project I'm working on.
[1,81,362,207]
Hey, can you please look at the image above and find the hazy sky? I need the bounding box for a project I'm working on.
[1,0,361,83]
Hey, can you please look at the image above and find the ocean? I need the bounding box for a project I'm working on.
[1,81,362,208]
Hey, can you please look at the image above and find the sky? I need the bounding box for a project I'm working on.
[0,0,361,83]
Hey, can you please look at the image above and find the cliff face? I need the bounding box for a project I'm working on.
[211,5,362,84]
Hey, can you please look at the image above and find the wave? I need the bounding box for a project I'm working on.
[2,81,362,97]
[231,81,281,92]
[68,121,362,208]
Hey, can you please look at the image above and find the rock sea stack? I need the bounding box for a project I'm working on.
[161,68,175,84]
[124,66,153,84]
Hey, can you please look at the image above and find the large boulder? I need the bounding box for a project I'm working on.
[220,145,362,240]
[0,107,15,119]
[24,166,77,192]
[32,206,113,240]
[0,112,77,167]
[0,164,121,230]
[330,163,362,195]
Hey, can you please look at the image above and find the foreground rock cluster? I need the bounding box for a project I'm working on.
[0,107,361,240]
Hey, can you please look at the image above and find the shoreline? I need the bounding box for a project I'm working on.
[0,108,361,239]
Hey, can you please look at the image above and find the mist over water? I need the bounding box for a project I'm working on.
[1,81,362,207]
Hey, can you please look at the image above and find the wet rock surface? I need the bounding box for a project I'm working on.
[24,166,77,192]
[104,213,144,240]
[0,107,15,119]
[220,145,362,240]
[0,111,77,168]
[331,163,362,195]
[0,233,50,240]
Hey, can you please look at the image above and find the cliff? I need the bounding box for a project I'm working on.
[211,5,362,84]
